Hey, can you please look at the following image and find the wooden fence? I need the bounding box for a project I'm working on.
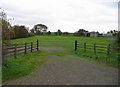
[74,40,118,55]
[3,40,39,58]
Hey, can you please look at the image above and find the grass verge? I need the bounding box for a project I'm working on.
[73,49,119,68]
[2,51,47,82]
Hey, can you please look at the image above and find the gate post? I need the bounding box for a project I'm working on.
[75,40,77,51]
[84,42,86,53]
[14,44,17,58]
[107,44,110,55]
[25,43,27,54]
[94,43,96,54]
[37,39,39,51]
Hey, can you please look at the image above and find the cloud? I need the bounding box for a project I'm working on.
[0,0,119,33]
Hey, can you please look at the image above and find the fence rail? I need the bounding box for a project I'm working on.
[3,40,39,58]
[74,40,119,55]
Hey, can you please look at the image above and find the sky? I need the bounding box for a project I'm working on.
[0,0,119,33]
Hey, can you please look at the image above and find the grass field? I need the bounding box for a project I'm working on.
[3,36,119,82]
[11,35,109,48]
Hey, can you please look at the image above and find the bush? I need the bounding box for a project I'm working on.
[13,25,29,39]
[111,31,120,52]
[29,32,35,37]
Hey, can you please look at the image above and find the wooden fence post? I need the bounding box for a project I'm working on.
[84,42,86,53]
[107,44,110,55]
[75,40,77,51]
[94,43,96,54]
[14,44,17,58]
[37,40,39,51]
[25,43,27,54]
[31,42,33,52]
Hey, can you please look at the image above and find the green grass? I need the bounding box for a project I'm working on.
[11,36,118,66]
[3,51,47,82]
[10,36,117,68]
[11,35,109,49]
[3,35,118,82]
[73,49,119,68]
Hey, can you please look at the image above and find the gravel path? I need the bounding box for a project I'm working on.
[3,47,118,85]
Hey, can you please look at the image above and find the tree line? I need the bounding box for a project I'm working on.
[2,19,119,40]
[2,19,29,40]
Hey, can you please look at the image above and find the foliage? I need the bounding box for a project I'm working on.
[2,19,29,40]
[62,32,69,36]
[13,25,29,39]
[2,19,15,48]
[29,32,35,37]
[30,28,35,33]
[75,29,88,36]
[36,30,42,35]
[107,30,118,36]
[116,31,120,48]
[57,29,62,35]
[2,19,15,40]
[32,24,48,35]
[47,31,51,35]
[111,31,120,52]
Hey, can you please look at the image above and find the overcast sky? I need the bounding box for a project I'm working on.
[0,0,119,33]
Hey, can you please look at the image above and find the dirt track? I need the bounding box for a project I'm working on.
[3,47,118,85]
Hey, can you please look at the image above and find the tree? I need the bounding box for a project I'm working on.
[116,31,120,66]
[8,27,15,39]
[33,24,48,35]
[0,10,15,41]
[76,29,88,36]
[111,31,120,53]
[63,32,69,36]
[107,30,118,36]
[30,28,35,33]
[2,19,10,40]
[54,32,57,35]
[47,31,51,35]
[115,31,120,49]
[1,10,14,66]
[13,25,29,39]
[57,29,62,35]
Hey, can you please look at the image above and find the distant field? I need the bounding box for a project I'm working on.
[11,36,109,49]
